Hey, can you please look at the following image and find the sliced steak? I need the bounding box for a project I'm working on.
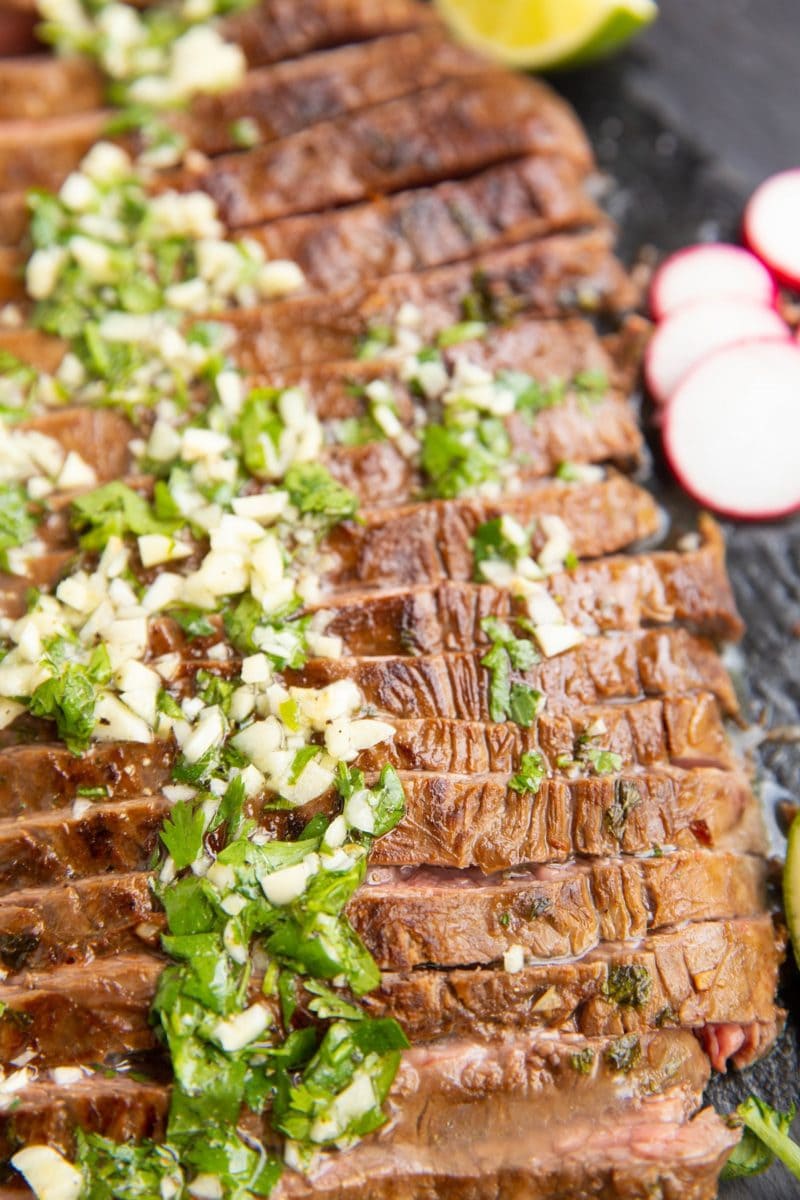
[318,528,743,652]
[222,0,438,70]
[226,232,636,371]
[260,314,647,414]
[0,55,103,121]
[325,475,661,589]
[0,231,636,373]
[0,31,492,193]
[0,763,763,890]
[0,917,781,1068]
[288,630,739,720]
[0,692,736,820]
[187,73,593,228]
[368,695,737,775]
[351,852,768,969]
[0,742,173,819]
[250,156,602,291]
[0,873,156,973]
[176,30,492,158]
[276,1099,737,1200]
[0,850,767,972]
[0,110,108,195]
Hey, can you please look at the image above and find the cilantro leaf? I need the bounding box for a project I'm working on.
[29,650,110,754]
[160,800,206,870]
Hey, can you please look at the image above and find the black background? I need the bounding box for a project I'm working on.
[552,3,800,1195]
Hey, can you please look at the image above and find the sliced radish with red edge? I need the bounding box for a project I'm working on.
[663,339,800,520]
[649,243,776,320]
[645,297,789,404]
[744,169,800,289]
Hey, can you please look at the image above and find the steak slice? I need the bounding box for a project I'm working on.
[0,850,767,972]
[188,73,593,228]
[0,918,780,1068]
[318,526,743,651]
[0,764,763,890]
[0,233,636,371]
[0,693,736,819]
[351,853,768,969]
[0,56,103,121]
[0,31,492,193]
[366,696,737,775]
[0,110,108,195]
[0,742,173,819]
[222,0,438,70]
[288,630,739,719]
[324,475,661,588]
[176,30,492,158]
[0,1029,709,1163]
[226,232,636,372]
[275,1100,737,1200]
[251,157,602,292]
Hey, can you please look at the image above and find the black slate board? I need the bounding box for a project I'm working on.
[550,3,800,1194]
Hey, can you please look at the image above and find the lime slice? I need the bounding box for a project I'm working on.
[434,0,658,70]
[784,812,800,967]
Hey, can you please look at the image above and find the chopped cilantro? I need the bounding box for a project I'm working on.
[509,751,546,796]
[0,483,36,572]
[570,1048,595,1075]
[71,482,181,551]
[284,463,358,525]
[420,418,509,499]
[436,319,487,348]
[602,963,652,1008]
[356,324,393,360]
[29,644,111,754]
[166,607,216,639]
[480,617,543,727]
[604,1035,641,1073]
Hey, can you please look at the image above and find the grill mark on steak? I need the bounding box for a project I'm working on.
[0,918,781,1067]
[287,630,739,720]
[183,74,593,228]
[249,157,603,292]
[0,1028,709,1160]
[0,31,493,194]
[0,764,764,890]
[0,850,768,972]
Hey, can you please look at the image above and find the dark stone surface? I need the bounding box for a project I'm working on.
[551,6,800,1195]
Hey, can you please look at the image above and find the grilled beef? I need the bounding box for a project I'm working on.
[0,917,781,1068]
[289,630,739,719]
[0,762,764,892]
[0,849,768,973]
[190,73,592,227]
[0,4,778,1192]
[0,1029,709,1163]
[0,31,492,193]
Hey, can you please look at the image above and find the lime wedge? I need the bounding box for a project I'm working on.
[434,0,658,70]
[784,812,800,966]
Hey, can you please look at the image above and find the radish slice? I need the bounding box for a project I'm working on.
[744,169,800,289]
[649,243,776,319]
[663,339,800,520]
[644,297,789,404]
